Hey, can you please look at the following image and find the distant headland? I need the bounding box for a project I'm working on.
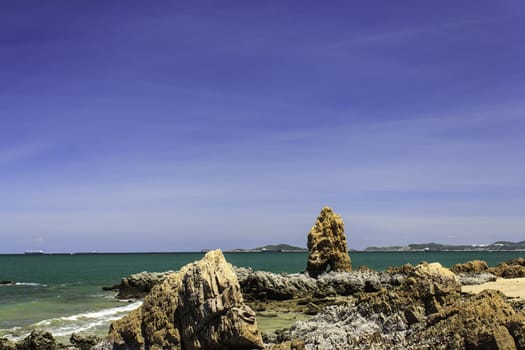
[225,243,308,253]
[364,240,525,252]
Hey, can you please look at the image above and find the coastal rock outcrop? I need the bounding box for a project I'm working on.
[491,258,525,278]
[286,262,525,349]
[109,250,264,350]
[305,207,352,278]
[104,271,174,299]
[17,330,57,350]
[236,267,401,301]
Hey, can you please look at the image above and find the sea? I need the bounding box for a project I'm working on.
[1,251,523,342]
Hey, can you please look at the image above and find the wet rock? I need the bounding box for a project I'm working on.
[0,281,15,285]
[69,333,101,350]
[18,330,57,350]
[109,250,264,350]
[305,207,352,278]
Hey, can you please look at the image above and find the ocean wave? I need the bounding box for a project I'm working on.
[0,282,48,287]
[2,301,142,341]
[16,282,48,287]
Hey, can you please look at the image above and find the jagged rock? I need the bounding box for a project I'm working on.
[109,250,264,350]
[287,262,525,349]
[17,330,57,350]
[236,267,401,301]
[108,271,174,299]
[0,338,16,350]
[490,258,525,278]
[305,207,352,278]
[70,333,101,350]
[451,259,489,274]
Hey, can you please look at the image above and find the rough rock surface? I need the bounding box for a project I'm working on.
[491,258,525,278]
[451,259,489,274]
[70,333,101,350]
[109,250,264,350]
[305,207,352,278]
[0,338,17,350]
[17,330,57,350]
[236,267,402,301]
[106,271,174,299]
[285,262,525,349]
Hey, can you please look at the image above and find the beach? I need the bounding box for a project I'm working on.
[462,277,525,299]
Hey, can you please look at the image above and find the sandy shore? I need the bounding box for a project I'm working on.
[462,277,525,299]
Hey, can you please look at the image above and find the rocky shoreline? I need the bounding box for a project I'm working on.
[2,207,525,349]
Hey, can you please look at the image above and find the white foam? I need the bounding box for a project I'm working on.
[3,301,142,341]
[15,282,48,287]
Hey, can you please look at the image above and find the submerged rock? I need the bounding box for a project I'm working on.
[305,207,352,278]
[109,250,264,350]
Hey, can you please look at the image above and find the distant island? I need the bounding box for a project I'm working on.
[226,243,308,253]
[364,240,525,252]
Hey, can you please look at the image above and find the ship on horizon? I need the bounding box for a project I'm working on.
[24,250,45,255]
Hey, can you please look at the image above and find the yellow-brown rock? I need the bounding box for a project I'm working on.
[451,259,489,274]
[305,207,352,278]
[109,250,264,350]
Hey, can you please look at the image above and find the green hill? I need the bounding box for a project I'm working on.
[253,244,307,252]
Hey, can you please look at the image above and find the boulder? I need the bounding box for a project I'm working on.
[451,260,489,274]
[0,281,15,285]
[70,333,101,350]
[17,330,57,350]
[490,258,525,278]
[108,271,174,299]
[305,207,352,278]
[109,250,264,350]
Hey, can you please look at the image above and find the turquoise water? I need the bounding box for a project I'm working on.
[0,251,523,341]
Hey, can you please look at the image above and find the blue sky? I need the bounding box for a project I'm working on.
[1,1,524,252]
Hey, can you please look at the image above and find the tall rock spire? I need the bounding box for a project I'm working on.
[305,207,352,278]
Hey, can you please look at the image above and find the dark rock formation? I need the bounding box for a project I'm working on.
[70,333,101,350]
[0,281,14,285]
[305,207,352,278]
[236,267,401,301]
[286,262,525,349]
[17,330,57,350]
[105,271,174,299]
[109,250,264,350]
